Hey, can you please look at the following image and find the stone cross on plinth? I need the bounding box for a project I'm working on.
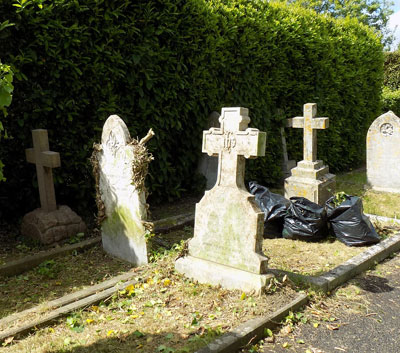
[176,107,273,294]
[284,103,335,205]
[21,129,86,244]
[26,129,61,212]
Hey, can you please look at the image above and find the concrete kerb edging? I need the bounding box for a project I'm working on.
[196,293,309,353]
[0,212,195,278]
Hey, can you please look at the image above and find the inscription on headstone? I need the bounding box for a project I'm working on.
[176,107,273,293]
[367,111,400,193]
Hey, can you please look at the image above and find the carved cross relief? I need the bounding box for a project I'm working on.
[202,107,266,189]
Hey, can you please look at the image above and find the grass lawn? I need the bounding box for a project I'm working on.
[1,228,299,353]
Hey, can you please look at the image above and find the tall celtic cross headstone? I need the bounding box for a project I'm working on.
[367,111,400,193]
[176,107,273,293]
[26,129,61,212]
[95,115,153,265]
[21,129,86,244]
[284,103,335,205]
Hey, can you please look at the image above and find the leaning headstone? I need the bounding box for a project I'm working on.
[197,111,220,190]
[21,129,86,244]
[367,111,400,193]
[284,103,335,205]
[93,115,154,265]
[176,107,273,293]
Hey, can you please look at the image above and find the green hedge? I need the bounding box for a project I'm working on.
[384,51,400,90]
[382,86,400,115]
[0,0,383,219]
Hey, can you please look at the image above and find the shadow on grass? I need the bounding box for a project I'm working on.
[0,244,132,319]
[47,328,218,353]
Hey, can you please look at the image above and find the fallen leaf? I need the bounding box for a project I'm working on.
[265,336,275,343]
[326,324,340,331]
[2,336,14,346]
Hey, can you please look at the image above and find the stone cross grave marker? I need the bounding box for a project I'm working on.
[284,103,335,205]
[367,111,400,193]
[22,129,85,244]
[26,129,61,212]
[176,107,273,293]
[96,115,151,265]
[289,103,328,163]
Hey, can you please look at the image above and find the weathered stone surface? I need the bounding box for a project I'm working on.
[367,111,400,193]
[25,129,60,212]
[23,129,86,244]
[197,111,220,190]
[175,256,273,294]
[97,115,148,265]
[175,107,271,293]
[285,103,335,205]
[21,205,86,244]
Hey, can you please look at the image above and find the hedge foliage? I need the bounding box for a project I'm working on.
[384,51,400,90]
[382,87,400,115]
[0,60,13,182]
[382,51,400,117]
[0,0,383,218]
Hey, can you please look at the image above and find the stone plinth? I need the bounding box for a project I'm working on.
[21,206,86,244]
[367,111,400,193]
[284,160,336,205]
[97,115,150,266]
[175,107,272,293]
[175,256,273,294]
[284,103,335,205]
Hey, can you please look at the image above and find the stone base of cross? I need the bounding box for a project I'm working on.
[21,205,86,244]
[175,107,274,294]
[284,103,336,205]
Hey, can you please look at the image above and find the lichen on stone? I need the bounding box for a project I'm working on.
[90,128,155,227]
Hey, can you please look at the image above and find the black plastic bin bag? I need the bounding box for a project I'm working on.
[325,195,380,247]
[249,181,290,238]
[282,197,328,241]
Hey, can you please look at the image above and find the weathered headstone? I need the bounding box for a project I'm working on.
[367,111,400,193]
[281,127,296,179]
[176,107,273,293]
[21,129,86,244]
[284,103,335,205]
[197,111,220,190]
[95,115,153,265]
